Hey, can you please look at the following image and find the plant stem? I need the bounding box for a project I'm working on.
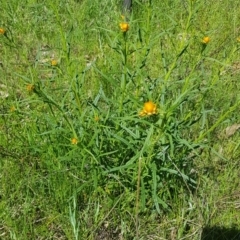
[135,157,142,239]
[119,32,128,114]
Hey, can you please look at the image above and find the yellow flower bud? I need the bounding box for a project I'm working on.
[202,36,210,44]
[119,22,129,32]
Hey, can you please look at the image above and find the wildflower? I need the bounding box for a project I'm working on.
[237,37,240,42]
[119,22,129,32]
[202,36,210,44]
[94,115,100,122]
[139,101,157,117]
[105,186,110,194]
[0,28,6,35]
[10,106,16,112]
[26,84,34,92]
[71,137,78,145]
[51,59,58,66]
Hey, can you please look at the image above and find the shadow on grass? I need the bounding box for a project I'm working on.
[201,226,240,240]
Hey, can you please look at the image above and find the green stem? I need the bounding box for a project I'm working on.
[135,157,141,239]
[119,33,128,114]
[35,87,77,136]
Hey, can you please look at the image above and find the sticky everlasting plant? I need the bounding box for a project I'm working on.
[1,1,240,239]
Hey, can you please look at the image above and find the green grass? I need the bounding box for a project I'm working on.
[1,0,240,239]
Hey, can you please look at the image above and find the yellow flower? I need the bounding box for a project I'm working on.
[202,36,210,44]
[0,28,6,35]
[94,115,100,122]
[139,101,157,117]
[119,22,129,32]
[237,37,240,42]
[26,84,34,92]
[71,137,78,145]
[10,106,16,112]
[51,59,58,66]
